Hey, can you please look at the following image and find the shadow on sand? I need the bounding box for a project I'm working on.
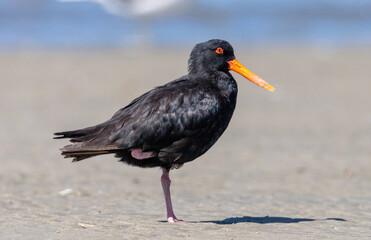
[199,216,346,225]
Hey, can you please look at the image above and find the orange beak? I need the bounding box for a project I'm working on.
[228,59,275,92]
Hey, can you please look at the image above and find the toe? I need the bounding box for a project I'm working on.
[168,217,184,223]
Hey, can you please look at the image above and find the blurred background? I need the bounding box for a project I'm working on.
[1,0,371,49]
[1,1,371,238]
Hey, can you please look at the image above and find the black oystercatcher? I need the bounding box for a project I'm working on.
[54,39,274,222]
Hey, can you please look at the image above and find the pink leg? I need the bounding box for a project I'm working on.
[161,168,183,223]
[131,148,155,159]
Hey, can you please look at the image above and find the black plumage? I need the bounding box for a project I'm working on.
[54,39,274,222]
[55,40,237,169]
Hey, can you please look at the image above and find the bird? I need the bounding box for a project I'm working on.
[54,39,274,223]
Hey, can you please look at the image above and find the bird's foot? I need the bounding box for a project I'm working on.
[168,217,184,223]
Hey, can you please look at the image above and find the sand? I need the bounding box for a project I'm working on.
[0,46,370,239]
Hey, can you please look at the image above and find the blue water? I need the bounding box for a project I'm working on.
[0,0,370,49]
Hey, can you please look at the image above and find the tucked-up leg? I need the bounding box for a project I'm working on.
[131,148,156,159]
[161,168,183,222]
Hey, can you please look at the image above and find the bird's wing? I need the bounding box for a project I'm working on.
[110,78,221,161]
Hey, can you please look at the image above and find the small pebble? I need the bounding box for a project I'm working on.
[78,223,94,228]
[58,188,73,196]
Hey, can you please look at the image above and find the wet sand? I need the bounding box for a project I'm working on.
[0,47,370,239]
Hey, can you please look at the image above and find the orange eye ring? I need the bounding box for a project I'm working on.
[216,47,224,54]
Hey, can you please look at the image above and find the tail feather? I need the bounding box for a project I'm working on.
[55,121,122,162]
[54,119,116,142]
[62,150,117,162]
[54,125,103,142]
[60,144,121,162]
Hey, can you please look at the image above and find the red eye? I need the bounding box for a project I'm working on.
[216,47,223,54]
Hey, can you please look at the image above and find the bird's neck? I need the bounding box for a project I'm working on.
[187,71,238,100]
[215,72,238,101]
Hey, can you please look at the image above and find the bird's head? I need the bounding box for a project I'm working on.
[188,39,274,92]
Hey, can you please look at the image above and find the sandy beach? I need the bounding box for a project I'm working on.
[0,46,370,239]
